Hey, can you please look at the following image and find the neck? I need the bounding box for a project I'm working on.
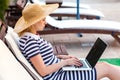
[30,26,37,34]
[31,30,36,34]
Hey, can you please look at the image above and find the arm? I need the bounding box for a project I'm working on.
[30,54,66,77]
[56,55,74,60]
[30,54,82,77]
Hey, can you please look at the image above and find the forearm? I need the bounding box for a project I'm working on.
[56,55,72,60]
[39,60,66,76]
[56,55,63,59]
[31,55,81,77]
[30,54,67,77]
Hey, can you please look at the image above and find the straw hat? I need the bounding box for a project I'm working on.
[14,3,59,33]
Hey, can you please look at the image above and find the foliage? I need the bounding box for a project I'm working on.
[0,0,9,20]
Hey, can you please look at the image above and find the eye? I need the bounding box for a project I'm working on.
[42,18,46,21]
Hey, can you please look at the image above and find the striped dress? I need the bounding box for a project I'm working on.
[18,32,97,80]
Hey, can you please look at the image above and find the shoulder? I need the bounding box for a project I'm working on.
[19,34,41,48]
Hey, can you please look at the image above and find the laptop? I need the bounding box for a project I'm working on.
[62,38,107,71]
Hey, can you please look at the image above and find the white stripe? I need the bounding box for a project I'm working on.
[59,71,64,80]
[67,72,70,80]
[74,71,77,80]
[93,69,96,80]
[85,71,87,80]
[89,70,92,80]
[40,46,51,52]
[26,47,39,54]
[82,71,84,80]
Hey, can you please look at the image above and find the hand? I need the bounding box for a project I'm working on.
[63,57,83,67]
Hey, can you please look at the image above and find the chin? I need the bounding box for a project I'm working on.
[39,29,44,31]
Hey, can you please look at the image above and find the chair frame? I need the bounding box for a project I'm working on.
[4,0,28,27]
[29,0,102,20]
[50,8,104,20]
[37,16,120,44]
[38,28,120,43]
[0,19,8,41]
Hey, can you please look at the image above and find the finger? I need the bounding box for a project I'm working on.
[74,60,83,67]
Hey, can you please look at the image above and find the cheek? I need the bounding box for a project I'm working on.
[36,21,45,31]
[39,27,44,31]
[37,24,44,31]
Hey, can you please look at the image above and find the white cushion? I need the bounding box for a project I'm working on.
[5,32,43,80]
[46,16,120,31]
[7,27,20,45]
[52,8,104,17]
[32,0,90,9]
[62,2,91,9]
[0,40,33,80]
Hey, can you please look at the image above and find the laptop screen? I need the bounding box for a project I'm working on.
[86,38,107,68]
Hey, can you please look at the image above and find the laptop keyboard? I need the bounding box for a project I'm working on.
[74,60,88,68]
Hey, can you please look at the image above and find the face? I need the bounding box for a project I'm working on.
[34,18,47,31]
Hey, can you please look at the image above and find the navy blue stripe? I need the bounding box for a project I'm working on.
[27,52,39,59]
[94,68,97,80]
[47,56,55,65]
[68,71,71,80]
[42,52,52,59]
[40,47,52,54]
[62,71,66,80]
[41,50,52,56]
[76,71,79,80]
[72,71,75,79]
[44,71,57,80]
[39,43,47,47]
[19,34,97,80]
[54,70,62,80]
[19,40,25,44]
[25,45,39,53]
[87,71,91,78]
[80,71,82,80]
[19,45,24,48]
[83,71,86,80]
[40,44,48,50]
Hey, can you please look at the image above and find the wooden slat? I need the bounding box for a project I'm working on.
[53,44,68,55]
[37,29,120,44]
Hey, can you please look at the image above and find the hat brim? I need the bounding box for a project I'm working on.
[14,4,59,33]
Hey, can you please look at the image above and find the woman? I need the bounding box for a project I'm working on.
[14,3,120,80]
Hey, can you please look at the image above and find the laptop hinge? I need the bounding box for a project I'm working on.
[85,59,92,69]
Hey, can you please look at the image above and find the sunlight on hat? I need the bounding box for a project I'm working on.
[14,3,59,33]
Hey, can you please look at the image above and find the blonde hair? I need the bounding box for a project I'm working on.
[18,25,33,37]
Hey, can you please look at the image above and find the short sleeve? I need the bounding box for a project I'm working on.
[24,38,40,59]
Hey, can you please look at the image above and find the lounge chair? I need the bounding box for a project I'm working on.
[0,18,109,80]
[0,19,42,79]
[4,27,67,80]
[61,2,90,9]
[51,8,104,20]
[30,0,91,9]
[37,16,120,44]
[3,27,109,80]
[0,39,38,80]
[28,0,103,20]
[16,0,28,9]
[7,26,68,55]
[1,18,111,80]
[4,0,27,27]
[5,31,43,80]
